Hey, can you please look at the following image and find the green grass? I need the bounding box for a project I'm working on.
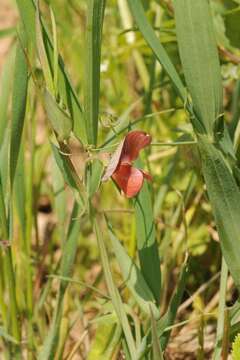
[0,0,240,358]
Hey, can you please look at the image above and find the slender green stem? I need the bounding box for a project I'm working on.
[223,6,240,16]
[222,309,230,360]
[100,108,177,148]
[213,257,228,360]
[4,249,21,343]
[25,108,36,357]
[0,179,21,355]
[84,0,106,146]
[0,254,7,327]
[0,252,10,359]
[151,140,197,146]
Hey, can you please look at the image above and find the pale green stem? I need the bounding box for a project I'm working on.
[213,257,228,360]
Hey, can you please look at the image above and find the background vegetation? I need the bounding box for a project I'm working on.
[1,0,240,358]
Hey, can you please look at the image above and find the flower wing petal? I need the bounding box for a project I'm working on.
[102,140,125,182]
[112,164,144,198]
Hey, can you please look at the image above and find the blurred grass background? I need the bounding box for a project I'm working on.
[1,0,240,358]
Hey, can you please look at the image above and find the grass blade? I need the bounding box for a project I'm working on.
[150,307,164,360]
[107,218,160,318]
[84,0,106,145]
[0,327,19,345]
[0,45,16,145]
[0,179,21,352]
[50,143,82,192]
[87,159,104,198]
[17,0,86,143]
[13,145,26,237]
[36,4,54,94]
[10,31,28,188]
[39,201,82,360]
[213,257,228,359]
[44,89,72,140]
[94,220,137,359]
[15,0,36,47]
[134,180,161,304]
[87,322,122,360]
[127,0,185,101]
[52,159,67,241]
[198,138,240,290]
[157,261,188,349]
[173,0,223,136]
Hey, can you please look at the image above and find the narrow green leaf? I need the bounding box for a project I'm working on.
[0,327,19,345]
[13,145,26,236]
[84,0,106,145]
[44,89,72,140]
[213,257,228,360]
[0,177,8,239]
[50,143,81,192]
[17,0,86,143]
[134,181,161,304]
[36,4,54,94]
[42,18,86,143]
[157,262,188,349]
[10,32,28,188]
[0,27,16,39]
[150,307,164,360]
[198,138,240,290]
[87,322,122,360]
[52,158,67,240]
[0,45,16,145]
[127,0,186,101]
[48,275,109,299]
[94,220,137,359]
[154,154,178,217]
[107,219,160,318]
[87,159,104,198]
[39,201,82,360]
[229,300,240,326]
[0,128,10,199]
[231,80,240,143]
[173,0,223,136]
[50,7,58,96]
[16,0,36,47]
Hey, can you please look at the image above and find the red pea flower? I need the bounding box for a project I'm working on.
[102,130,152,198]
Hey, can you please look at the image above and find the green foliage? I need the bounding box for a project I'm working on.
[10,30,28,188]
[39,201,83,359]
[1,0,240,358]
[134,180,161,304]
[87,322,121,360]
[107,218,160,318]
[173,0,223,136]
[232,334,240,360]
[43,89,72,140]
[198,138,240,290]
[94,220,137,359]
[84,0,106,145]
